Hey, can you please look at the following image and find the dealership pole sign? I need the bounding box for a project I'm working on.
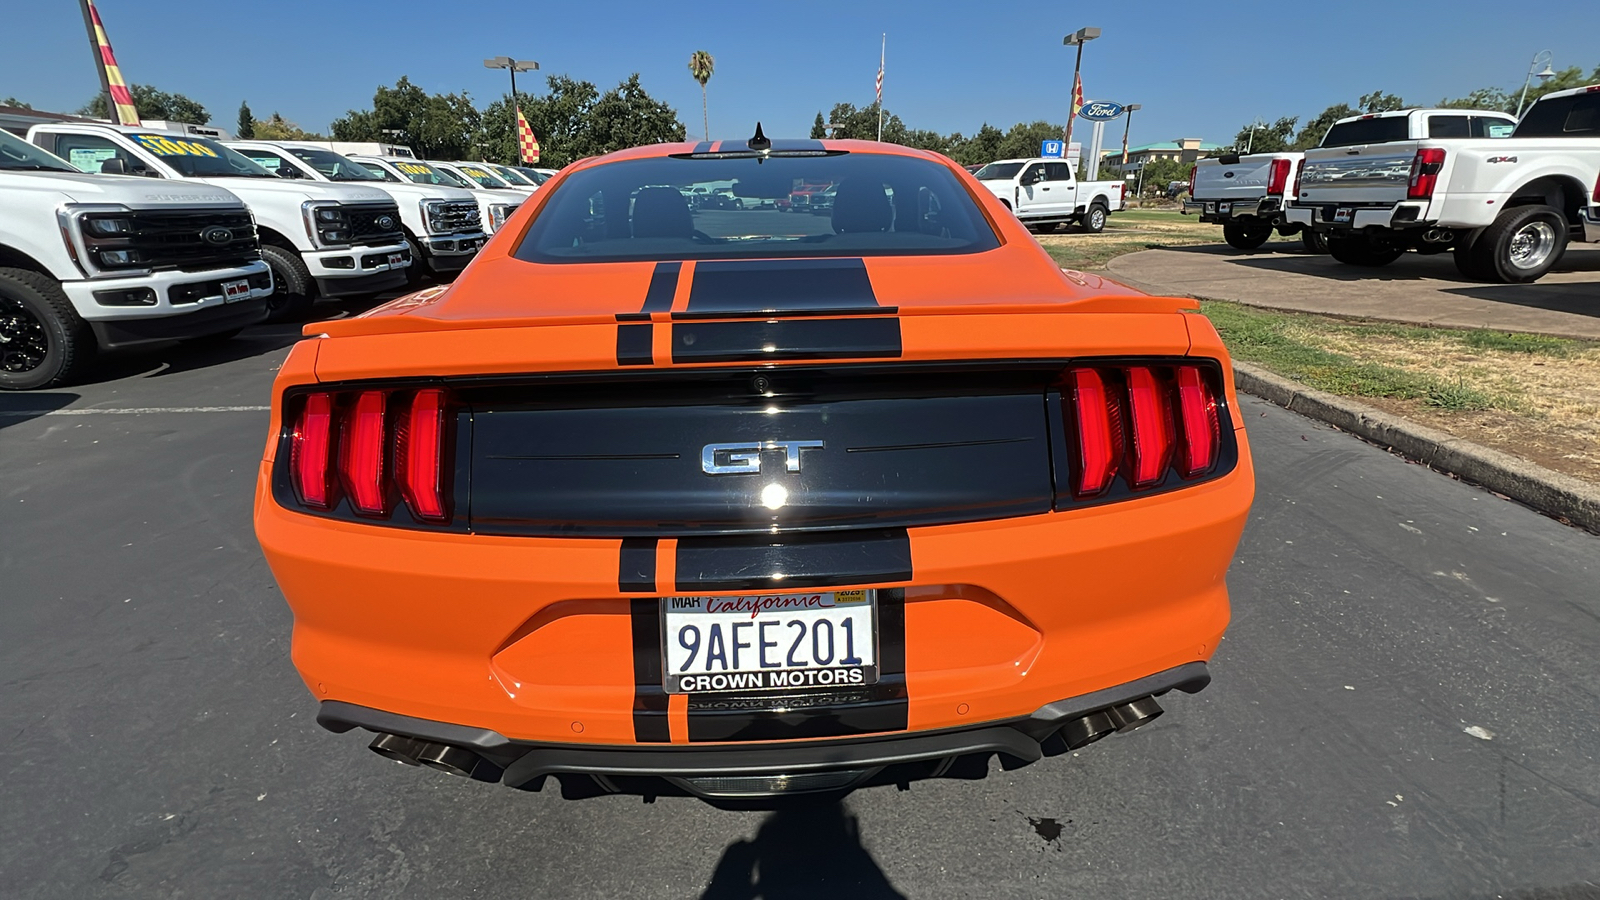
[1078,101,1125,122]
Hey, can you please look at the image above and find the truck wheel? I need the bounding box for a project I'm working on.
[1326,233,1405,267]
[1300,230,1329,254]
[1081,204,1108,234]
[1222,222,1273,250]
[1469,204,1568,284]
[260,245,317,324]
[0,267,93,391]
[403,237,425,289]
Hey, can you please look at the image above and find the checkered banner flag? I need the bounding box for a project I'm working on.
[517,107,540,164]
[84,0,140,126]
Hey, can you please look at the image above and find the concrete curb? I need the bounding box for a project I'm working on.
[1233,361,1600,534]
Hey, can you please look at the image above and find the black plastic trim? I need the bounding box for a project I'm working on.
[88,298,269,351]
[615,323,653,366]
[618,537,658,593]
[670,318,902,363]
[674,528,911,591]
[684,258,877,316]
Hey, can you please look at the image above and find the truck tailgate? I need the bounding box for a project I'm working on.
[1297,143,1420,207]
[1193,159,1276,202]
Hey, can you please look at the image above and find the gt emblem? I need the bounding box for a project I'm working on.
[702,440,824,475]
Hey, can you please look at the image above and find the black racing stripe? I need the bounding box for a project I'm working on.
[670,318,901,364]
[641,261,680,313]
[629,597,671,743]
[618,537,658,592]
[686,589,909,741]
[691,141,712,154]
[685,258,878,316]
[674,529,911,592]
[616,323,653,366]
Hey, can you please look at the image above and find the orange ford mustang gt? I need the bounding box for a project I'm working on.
[253,136,1255,802]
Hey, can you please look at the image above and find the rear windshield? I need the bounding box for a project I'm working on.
[1515,91,1600,137]
[514,152,999,264]
[974,162,1025,180]
[1320,116,1410,148]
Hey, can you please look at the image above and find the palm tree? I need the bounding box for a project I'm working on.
[688,50,714,140]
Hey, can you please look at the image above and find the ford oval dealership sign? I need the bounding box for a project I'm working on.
[1078,101,1125,121]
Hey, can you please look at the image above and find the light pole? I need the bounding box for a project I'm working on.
[1061,27,1100,160]
[1120,103,1141,169]
[1515,50,1556,118]
[484,56,539,161]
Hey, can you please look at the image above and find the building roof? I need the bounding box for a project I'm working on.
[1101,140,1224,157]
[0,105,104,137]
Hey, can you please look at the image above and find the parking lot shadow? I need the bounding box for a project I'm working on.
[1441,282,1600,320]
[699,801,907,900]
[0,391,78,430]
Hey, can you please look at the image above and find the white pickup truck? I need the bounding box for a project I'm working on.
[1186,152,1316,251]
[28,123,412,322]
[226,140,486,286]
[1282,100,1600,282]
[347,156,523,237]
[0,129,273,389]
[973,158,1127,233]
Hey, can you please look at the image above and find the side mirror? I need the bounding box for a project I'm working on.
[99,157,127,175]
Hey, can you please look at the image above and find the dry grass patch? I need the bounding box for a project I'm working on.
[1033,209,1225,271]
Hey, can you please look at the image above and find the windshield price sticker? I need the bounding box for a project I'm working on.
[662,590,878,694]
[396,162,432,176]
[131,134,219,158]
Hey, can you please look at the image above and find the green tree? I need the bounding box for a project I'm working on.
[1437,87,1513,112]
[997,120,1065,160]
[331,76,480,159]
[1294,104,1355,149]
[949,123,1004,166]
[80,84,209,124]
[810,111,826,140]
[476,74,683,168]
[1440,64,1600,114]
[1228,116,1297,153]
[577,73,687,158]
[826,102,905,141]
[1138,157,1191,198]
[236,101,255,139]
[1358,90,1406,113]
[688,50,714,140]
[1,97,31,109]
[254,112,323,141]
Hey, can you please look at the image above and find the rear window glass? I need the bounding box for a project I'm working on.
[974,162,1025,180]
[1428,116,1470,138]
[1515,92,1600,137]
[514,153,1000,264]
[1321,116,1410,148]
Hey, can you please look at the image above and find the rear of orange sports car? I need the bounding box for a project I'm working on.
[253,137,1254,801]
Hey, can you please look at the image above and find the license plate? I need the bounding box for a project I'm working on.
[387,252,405,267]
[1333,207,1354,224]
[662,590,877,694]
[221,279,250,302]
[1203,202,1216,214]
[1218,202,1232,215]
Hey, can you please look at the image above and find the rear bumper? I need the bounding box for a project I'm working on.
[1187,197,1283,223]
[1285,201,1429,232]
[319,661,1211,798]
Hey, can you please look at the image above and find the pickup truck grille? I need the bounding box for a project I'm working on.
[430,201,482,234]
[345,202,406,246]
[112,209,260,272]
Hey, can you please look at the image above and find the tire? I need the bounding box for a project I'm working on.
[1468,204,1568,284]
[403,237,425,289]
[1452,239,1493,280]
[0,267,93,391]
[1081,204,1108,234]
[260,244,316,324]
[1326,233,1405,267]
[1222,221,1273,250]
[1300,230,1329,254]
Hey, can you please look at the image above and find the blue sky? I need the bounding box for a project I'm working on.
[4,0,1599,147]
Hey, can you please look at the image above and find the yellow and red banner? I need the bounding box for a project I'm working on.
[84,0,140,125]
[516,107,540,164]
[1066,71,1084,140]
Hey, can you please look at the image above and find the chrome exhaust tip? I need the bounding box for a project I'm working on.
[1060,710,1118,750]
[414,742,485,777]
[368,733,425,766]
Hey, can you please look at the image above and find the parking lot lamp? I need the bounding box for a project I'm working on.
[485,56,540,158]
[1061,27,1100,156]
[1515,50,1556,119]
[1120,103,1141,168]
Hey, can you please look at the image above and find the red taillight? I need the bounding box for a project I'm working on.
[290,392,334,508]
[1293,163,1305,201]
[339,390,389,516]
[1067,368,1122,497]
[396,389,448,521]
[1267,158,1292,196]
[1592,173,1600,204]
[1408,148,1447,200]
[1175,366,1220,477]
[1188,165,1197,196]
[1125,367,1175,487]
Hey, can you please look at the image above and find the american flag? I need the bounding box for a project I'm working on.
[84,0,140,126]
[876,56,884,104]
[517,106,540,164]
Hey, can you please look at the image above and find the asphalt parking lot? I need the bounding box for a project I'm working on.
[3,308,1599,899]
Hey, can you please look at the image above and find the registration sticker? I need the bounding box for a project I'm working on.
[387,252,405,268]
[1218,202,1232,215]
[221,279,250,302]
[662,590,878,694]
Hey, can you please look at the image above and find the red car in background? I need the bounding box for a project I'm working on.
[785,181,833,213]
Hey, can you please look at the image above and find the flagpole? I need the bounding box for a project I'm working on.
[877,33,885,142]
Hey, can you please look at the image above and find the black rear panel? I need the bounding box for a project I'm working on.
[465,364,1058,537]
